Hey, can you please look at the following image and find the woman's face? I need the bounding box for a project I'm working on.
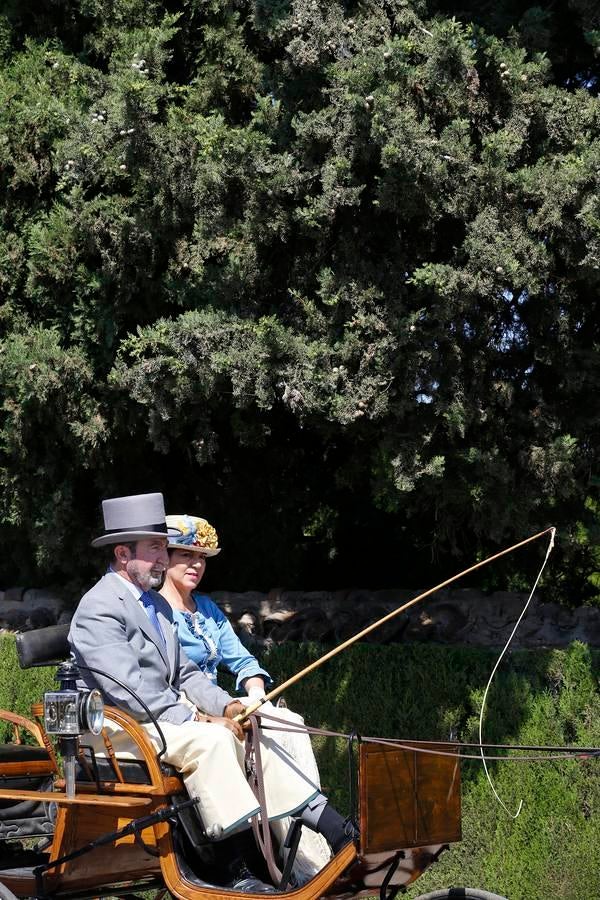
[167,547,207,593]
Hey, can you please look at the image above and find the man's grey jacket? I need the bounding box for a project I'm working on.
[68,572,234,725]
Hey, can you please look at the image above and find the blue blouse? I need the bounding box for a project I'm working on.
[172,593,272,693]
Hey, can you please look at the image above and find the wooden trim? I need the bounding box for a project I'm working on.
[0,707,51,749]
[54,777,183,795]
[0,759,56,776]
[155,822,357,900]
[0,787,151,807]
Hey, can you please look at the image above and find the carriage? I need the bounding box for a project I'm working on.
[0,624,506,900]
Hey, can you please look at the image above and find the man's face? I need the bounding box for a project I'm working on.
[116,538,169,591]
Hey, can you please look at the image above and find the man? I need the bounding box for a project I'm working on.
[69,493,351,892]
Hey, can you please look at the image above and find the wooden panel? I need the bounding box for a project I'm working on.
[359,742,461,853]
[42,801,162,894]
[414,745,461,845]
[359,743,417,852]
[62,803,157,848]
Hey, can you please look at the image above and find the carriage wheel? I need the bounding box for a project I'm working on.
[412,890,508,900]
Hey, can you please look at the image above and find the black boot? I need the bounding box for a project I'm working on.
[225,859,279,894]
[221,834,279,894]
[299,794,358,854]
[313,803,357,854]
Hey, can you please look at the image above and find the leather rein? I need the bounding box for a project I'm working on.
[254,710,600,763]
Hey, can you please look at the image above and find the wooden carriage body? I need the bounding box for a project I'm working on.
[0,624,464,899]
[0,702,461,900]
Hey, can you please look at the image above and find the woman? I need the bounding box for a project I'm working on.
[161,514,331,883]
[160,515,271,700]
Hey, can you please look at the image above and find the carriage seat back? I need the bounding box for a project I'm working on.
[15,624,70,669]
[0,745,53,767]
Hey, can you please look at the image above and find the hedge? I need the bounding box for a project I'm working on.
[1,635,599,899]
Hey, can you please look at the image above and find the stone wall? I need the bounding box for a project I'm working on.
[211,588,600,650]
[0,587,70,631]
[1,585,599,648]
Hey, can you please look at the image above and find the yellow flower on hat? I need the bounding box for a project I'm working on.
[195,519,219,550]
[166,515,221,556]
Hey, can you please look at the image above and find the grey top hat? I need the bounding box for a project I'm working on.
[91,493,181,548]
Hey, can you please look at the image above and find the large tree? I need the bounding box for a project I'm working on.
[0,1,598,596]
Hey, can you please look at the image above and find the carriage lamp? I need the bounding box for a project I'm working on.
[44,688,104,736]
[43,660,105,799]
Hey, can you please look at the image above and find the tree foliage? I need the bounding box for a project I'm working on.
[0,1,599,596]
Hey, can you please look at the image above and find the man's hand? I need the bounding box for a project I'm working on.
[206,713,245,741]
[223,700,250,734]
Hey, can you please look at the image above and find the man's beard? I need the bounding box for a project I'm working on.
[128,561,163,591]
[147,571,163,589]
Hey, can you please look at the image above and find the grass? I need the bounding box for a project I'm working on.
[1,635,599,898]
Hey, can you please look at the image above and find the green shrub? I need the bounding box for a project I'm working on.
[0,634,55,741]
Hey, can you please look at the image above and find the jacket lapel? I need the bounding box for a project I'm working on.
[104,573,171,670]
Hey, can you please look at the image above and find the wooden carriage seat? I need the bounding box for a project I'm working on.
[14,624,176,788]
[13,625,206,852]
[0,712,57,843]
[0,710,58,786]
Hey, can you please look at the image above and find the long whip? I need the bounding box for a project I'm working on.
[235,526,555,722]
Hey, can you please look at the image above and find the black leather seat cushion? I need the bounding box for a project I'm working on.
[0,744,52,764]
[76,755,179,785]
[0,774,51,793]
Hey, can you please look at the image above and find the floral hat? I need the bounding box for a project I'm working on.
[165,515,221,557]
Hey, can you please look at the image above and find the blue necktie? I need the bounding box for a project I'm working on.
[140,591,167,649]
